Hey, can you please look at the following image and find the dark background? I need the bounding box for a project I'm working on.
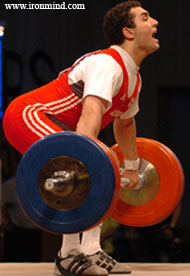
[0,0,190,263]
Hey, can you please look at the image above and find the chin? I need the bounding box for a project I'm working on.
[149,44,160,55]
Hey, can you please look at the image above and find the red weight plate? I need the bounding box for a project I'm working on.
[84,135,121,231]
[111,138,184,227]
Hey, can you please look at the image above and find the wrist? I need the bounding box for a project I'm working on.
[124,158,140,171]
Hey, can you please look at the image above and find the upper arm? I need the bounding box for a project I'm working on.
[76,95,108,137]
[82,95,108,117]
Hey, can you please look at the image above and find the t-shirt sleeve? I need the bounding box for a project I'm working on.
[82,54,123,106]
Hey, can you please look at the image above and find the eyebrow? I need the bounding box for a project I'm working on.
[140,11,149,18]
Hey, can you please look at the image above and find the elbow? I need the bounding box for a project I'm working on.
[114,117,134,129]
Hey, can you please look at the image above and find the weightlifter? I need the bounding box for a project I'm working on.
[3,1,160,275]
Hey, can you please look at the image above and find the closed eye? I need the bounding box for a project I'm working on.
[141,12,149,21]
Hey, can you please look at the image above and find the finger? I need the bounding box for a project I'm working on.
[126,182,138,190]
[122,179,139,190]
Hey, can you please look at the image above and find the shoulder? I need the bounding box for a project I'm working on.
[83,52,123,77]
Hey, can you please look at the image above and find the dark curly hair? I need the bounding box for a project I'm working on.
[103,1,142,45]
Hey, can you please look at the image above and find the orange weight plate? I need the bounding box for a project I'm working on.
[111,138,184,227]
[156,142,184,207]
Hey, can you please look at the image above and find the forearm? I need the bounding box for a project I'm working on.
[113,117,140,190]
[113,117,138,160]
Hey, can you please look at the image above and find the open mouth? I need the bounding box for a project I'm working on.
[152,31,159,44]
[152,30,158,40]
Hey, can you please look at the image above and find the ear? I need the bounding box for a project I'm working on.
[122,27,134,40]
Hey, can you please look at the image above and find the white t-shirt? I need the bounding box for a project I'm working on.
[66,45,142,119]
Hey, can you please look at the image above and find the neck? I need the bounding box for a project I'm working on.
[118,42,148,67]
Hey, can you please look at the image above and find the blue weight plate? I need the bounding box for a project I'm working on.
[16,132,116,234]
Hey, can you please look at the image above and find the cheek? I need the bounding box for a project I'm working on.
[137,29,152,43]
[136,31,148,43]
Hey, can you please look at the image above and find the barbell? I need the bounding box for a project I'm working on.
[16,131,184,234]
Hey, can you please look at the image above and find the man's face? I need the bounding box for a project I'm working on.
[131,7,160,55]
